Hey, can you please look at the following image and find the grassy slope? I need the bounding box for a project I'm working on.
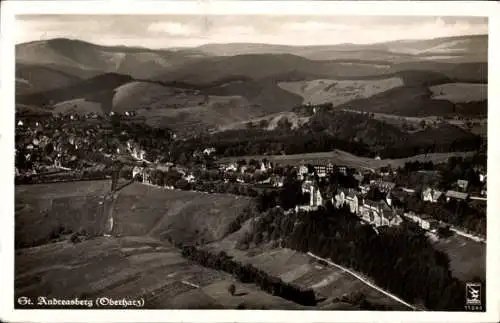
[277,77,404,106]
[431,235,486,282]
[15,180,113,248]
[216,149,477,170]
[16,181,319,309]
[111,183,252,244]
[16,63,84,95]
[16,38,207,79]
[207,220,408,310]
[15,235,304,309]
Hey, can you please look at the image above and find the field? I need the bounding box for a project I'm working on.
[207,223,409,310]
[15,235,305,309]
[16,181,321,309]
[278,77,404,106]
[431,234,486,282]
[429,83,487,103]
[217,149,476,171]
[15,180,113,248]
[110,183,253,243]
[15,181,253,247]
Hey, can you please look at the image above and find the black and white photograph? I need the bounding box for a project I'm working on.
[1,1,499,322]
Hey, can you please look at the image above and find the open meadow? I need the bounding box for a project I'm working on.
[216,149,476,171]
[15,235,306,309]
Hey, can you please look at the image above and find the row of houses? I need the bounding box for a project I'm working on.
[296,179,404,228]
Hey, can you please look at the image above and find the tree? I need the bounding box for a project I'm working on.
[228,283,236,296]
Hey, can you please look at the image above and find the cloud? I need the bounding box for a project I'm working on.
[283,21,358,32]
[147,21,200,36]
[15,15,487,48]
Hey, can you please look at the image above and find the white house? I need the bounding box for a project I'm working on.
[132,166,144,179]
[345,191,359,214]
[297,165,309,180]
[185,174,196,183]
[225,163,238,172]
[457,179,469,192]
[310,184,323,207]
[479,173,487,183]
[203,147,216,156]
[422,187,443,203]
[17,120,24,126]
[333,190,346,209]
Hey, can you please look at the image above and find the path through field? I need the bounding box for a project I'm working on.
[307,252,419,311]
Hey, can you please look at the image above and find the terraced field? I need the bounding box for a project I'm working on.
[15,235,305,309]
[207,224,409,310]
[17,181,320,309]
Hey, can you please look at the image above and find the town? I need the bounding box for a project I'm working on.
[15,111,487,242]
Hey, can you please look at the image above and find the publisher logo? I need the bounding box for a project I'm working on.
[466,283,481,306]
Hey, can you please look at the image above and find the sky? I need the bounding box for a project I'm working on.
[15,15,488,48]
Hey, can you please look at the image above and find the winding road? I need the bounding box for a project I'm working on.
[307,252,419,311]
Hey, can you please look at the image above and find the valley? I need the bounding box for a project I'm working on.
[13,30,488,312]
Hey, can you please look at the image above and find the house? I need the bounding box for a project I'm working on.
[17,120,24,127]
[359,184,370,195]
[132,166,145,179]
[379,166,391,177]
[404,211,432,230]
[373,180,396,193]
[313,162,335,176]
[359,198,402,228]
[297,165,309,180]
[260,160,272,172]
[445,190,469,202]
[225,163,238,172]
[302,180,314,194]
[422,187,443,203]
[184,174,196,183]
[333,190,345,209]
[457,179,469,192]
[345,190,359,214]
[337,166,347,176]
[479,173,487,183]
[302,180,324,207]
[203,147,216,156]
[271,176,284,188]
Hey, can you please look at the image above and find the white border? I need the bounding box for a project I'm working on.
[1,1,499,323]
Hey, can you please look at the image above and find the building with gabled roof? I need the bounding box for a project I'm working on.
[445,190,469,201]
[422,187,443,203]
[457,179,469,192]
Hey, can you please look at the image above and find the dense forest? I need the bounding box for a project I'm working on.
[167,110,482,162]
[237,205,477,311]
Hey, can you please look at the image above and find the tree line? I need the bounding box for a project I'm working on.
[238,205,473,311]
[179,245,317,306]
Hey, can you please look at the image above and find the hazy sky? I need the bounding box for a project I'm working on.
[16,15,488,48]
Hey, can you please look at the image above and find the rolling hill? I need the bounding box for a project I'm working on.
[15,180,395,310]
[193,35,487,63]
[16,38,208,80]
[16,63,84,95]
[15,36,487,131]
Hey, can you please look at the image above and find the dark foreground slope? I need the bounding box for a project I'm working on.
[15,181,402,310]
